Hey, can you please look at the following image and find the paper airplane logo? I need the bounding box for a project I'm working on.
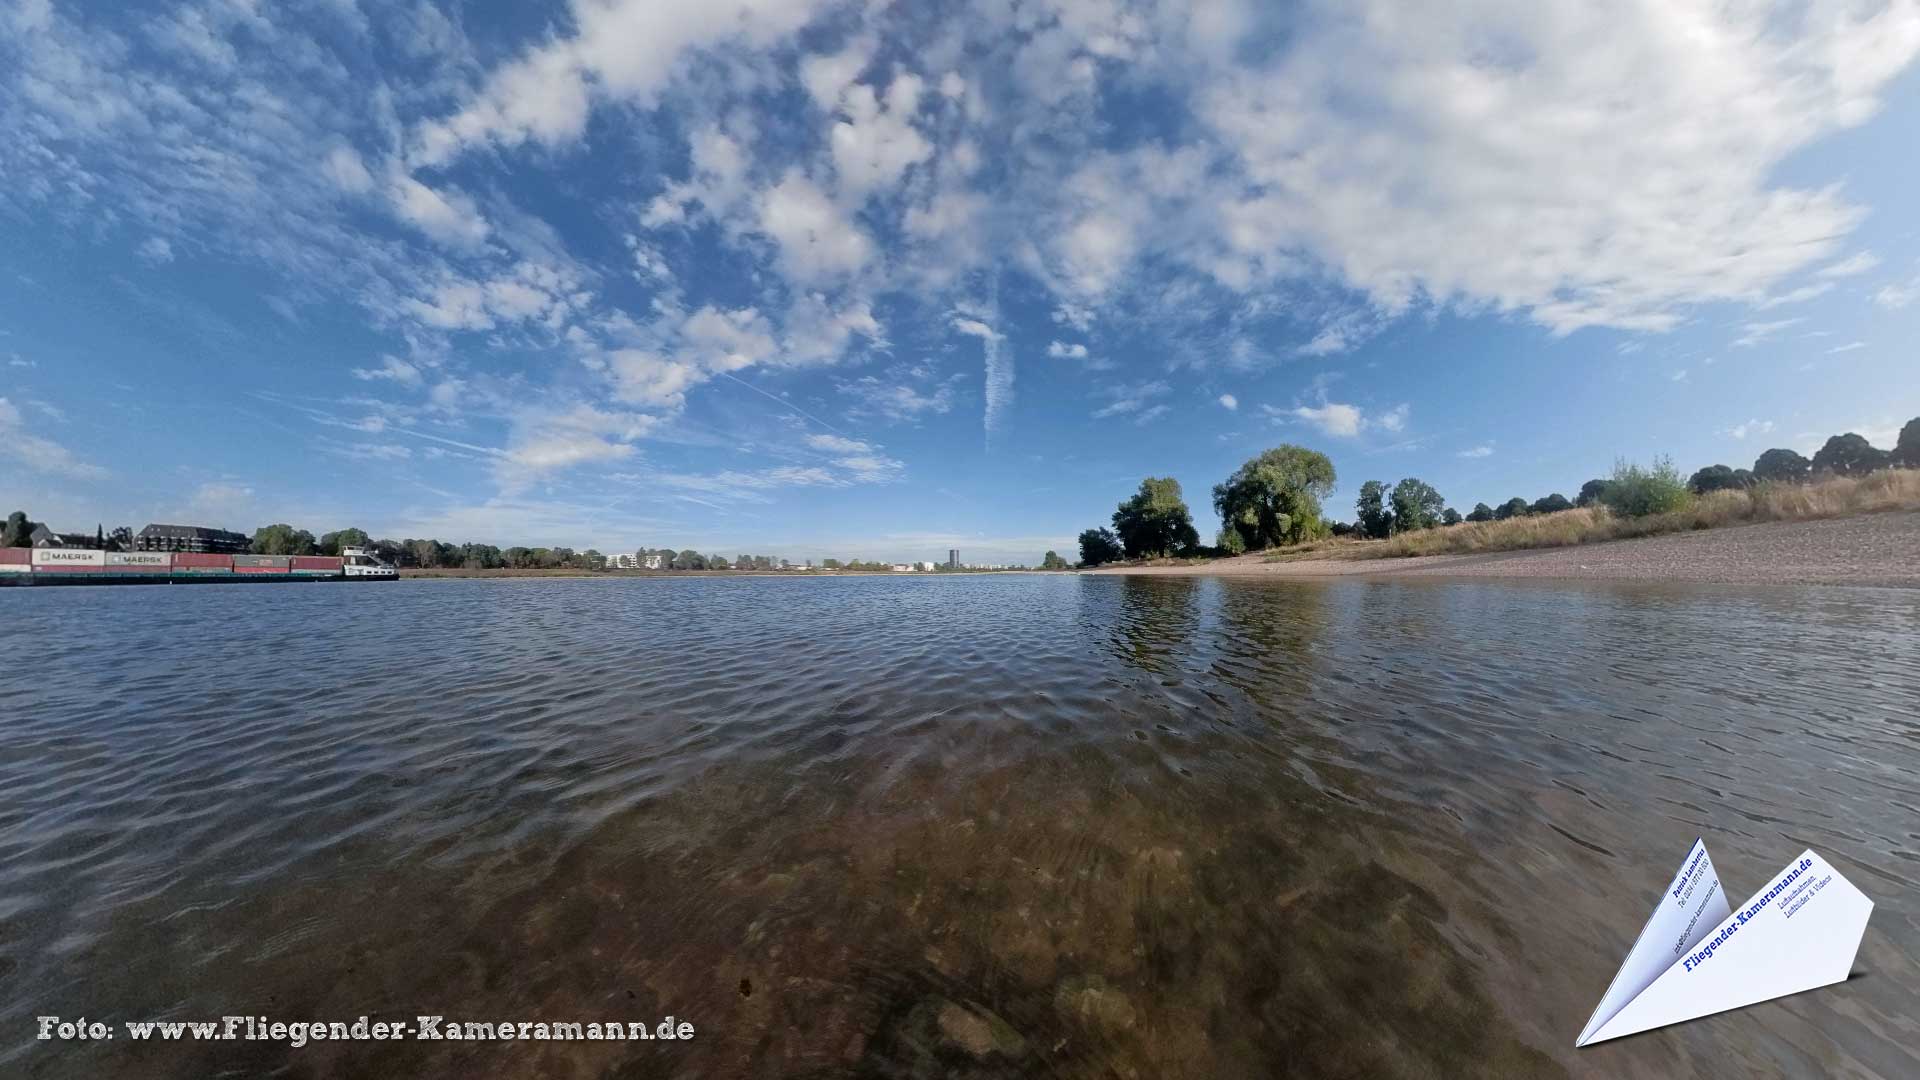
[1576,839,1873,1046]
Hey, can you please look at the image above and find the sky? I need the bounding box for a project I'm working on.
[3,0,1919,565]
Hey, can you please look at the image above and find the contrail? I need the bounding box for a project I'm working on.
[717,371,848,435]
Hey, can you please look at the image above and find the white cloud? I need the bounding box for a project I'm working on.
[1827,342,1866,355]
[1732,318,1804,348]
[1051,304,1095,332]
[1092,380,1171,419]
[352,355,424,386]
[1723,419,1774,440]
[829,76,932,202]
[1456,444,1493,459]
[1217,393,1238,411]
[1755,282,1834,309]
[1047,341,1089,359]
[411,0,825,166]
[1288,401,1363,437]
[837,370,957,423]
[804,433,872,454]
[1816,252,1879,278]
[0,397,106,479]
[496,404,659,492]
[137,237,174,264]
[757,170,872,283]
[1876,278,1920,309]
[1271,397,1407,438]
[388,174,491,251]
[322,145,374,194]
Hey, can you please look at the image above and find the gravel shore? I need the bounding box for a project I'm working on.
[1091,511,1920,587]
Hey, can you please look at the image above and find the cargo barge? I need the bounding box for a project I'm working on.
[0,545,397,586]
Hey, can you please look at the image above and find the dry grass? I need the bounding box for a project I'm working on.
[1263,469,1920,563]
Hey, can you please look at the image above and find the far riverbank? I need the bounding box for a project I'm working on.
[1091,511,1920,587]
[399,567,1059,580]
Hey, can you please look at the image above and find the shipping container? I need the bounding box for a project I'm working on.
[106,551,173,569]
[32,549,106,567]
[174,552,234,568]
[291,556,344,571]
[0,563,29,574]
[233,565,289,574]
[233,554,293,569]
[173,567,234,575]
[0,548,29,564]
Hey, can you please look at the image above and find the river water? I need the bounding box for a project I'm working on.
[2,575,1916,1078]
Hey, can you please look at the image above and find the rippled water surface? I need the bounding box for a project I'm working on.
[3,575,1918,1078]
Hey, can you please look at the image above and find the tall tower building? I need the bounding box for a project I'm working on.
[948,548,959,569]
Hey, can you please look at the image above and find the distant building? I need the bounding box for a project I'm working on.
[135,523,249,554]
[641,553,664,570]
[610,553,638,569]
[948,548,959,569]
[29,525,102,549]
[916,561,937,571]
[890,563,912,572]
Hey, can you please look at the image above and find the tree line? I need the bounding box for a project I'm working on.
[1076,417,1919,566]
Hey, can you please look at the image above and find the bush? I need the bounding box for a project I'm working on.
[1600,457,1691,517]
[1494,497,1531,520]
[1530,493,1573,514]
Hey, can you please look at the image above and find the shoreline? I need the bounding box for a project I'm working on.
[1090,510,1920,587]
[398,567,1060,580]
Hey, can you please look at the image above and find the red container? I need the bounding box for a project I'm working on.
[173,553,234,568]
[291,556,344,571]
[234,566,288,574]
[0,548,28,565]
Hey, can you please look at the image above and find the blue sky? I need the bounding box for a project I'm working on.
[3,0,1918,564]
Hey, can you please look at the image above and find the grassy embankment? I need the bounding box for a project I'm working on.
[1263,469,1920,563]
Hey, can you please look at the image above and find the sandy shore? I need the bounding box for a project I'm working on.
[1091,510,1920,587]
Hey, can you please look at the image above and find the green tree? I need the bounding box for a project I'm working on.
[1389,478,1446,533]
[1811,433,1889,476]
[1895,417,1920,468]
[1441,507,1463,526]
[1040,550,1069,570]
[251,523,316,555]
[1575,479,1611,507]
[1465,502,1495,523]
[2,510,36,547]
[319,527,371,555]
[1530,493,1573,514]
[1355,480,1392,539]
[1111,476,1201,558]
[1752,447,1811,484]
[1077,527,1123,567]
[1600,457,1691,517]
[1686,465,1745,494]
[1213,445,1338,550]
[1494,497,1530,520]
[1215,524,1247,554]
[708,555,731,570]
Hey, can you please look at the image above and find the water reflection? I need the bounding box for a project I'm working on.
[2,576,1916,1078]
